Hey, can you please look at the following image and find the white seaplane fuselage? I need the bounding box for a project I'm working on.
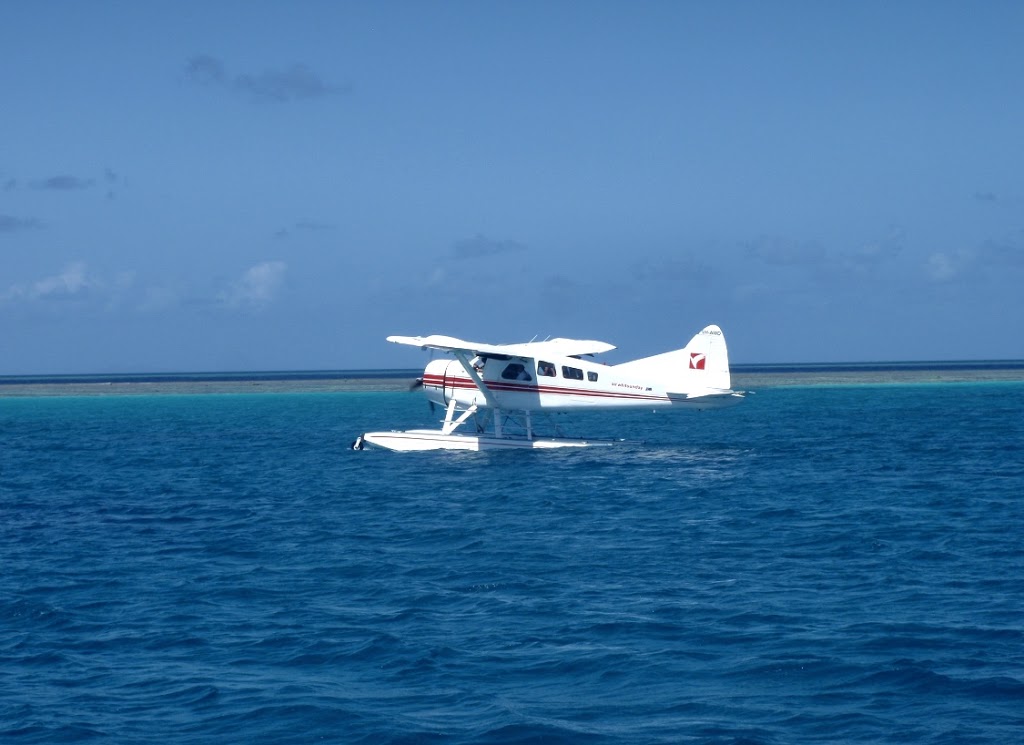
[420,356,740,412]
[355,326,744,452]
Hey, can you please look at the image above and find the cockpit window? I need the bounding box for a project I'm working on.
[561,365,584,380]
[537,361,556,377]
[501,363,532,381]
[587,371,599,382]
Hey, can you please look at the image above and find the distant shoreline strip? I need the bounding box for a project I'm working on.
[0,369,422,386]
[2,361,1023,387]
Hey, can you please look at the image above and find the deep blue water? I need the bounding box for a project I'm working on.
[2,384,1023,744]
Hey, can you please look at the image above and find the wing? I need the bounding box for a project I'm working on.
[386,335,513,357]
[519,338,616,358]
[387,335,615,359]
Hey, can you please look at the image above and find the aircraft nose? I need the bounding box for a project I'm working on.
[424,358,450,376]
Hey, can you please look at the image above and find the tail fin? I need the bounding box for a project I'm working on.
[613,325,732,391]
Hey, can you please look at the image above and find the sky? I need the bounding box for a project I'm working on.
[2,1,1023,373]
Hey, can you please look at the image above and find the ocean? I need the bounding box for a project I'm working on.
[2,374,1023,743]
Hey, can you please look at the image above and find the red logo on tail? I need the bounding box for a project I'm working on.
[690,353,706,370]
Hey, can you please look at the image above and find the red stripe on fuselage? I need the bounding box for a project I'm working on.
[421,373,665,402]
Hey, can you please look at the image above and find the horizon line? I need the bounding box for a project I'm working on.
[3,358,1024,382]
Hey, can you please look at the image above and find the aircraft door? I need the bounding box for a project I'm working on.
[421,357,455,408]
[441,359,459,405]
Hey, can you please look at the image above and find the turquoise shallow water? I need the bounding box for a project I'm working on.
[2,383,1023,743]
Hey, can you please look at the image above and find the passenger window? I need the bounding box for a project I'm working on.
[561,366,584,380]
[537,361,556,377]
[501,363,532,381]
[587,371,598,382]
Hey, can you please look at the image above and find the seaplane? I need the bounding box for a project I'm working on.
[353,324,744,451]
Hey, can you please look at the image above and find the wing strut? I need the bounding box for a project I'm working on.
[453,350,496,407]
[441,400,479,435]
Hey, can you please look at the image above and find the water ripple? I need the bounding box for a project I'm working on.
[1,385,1022,743]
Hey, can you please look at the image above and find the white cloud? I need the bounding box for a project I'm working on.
[926,253,957,281]
[32,262,91,297]
[219,261,287,308]
[2,261,296,314]
[925,249,976,282]
[2,262,94,302]
[925,233,1022,283]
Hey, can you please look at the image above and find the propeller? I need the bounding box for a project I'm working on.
[405,349,438,413]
